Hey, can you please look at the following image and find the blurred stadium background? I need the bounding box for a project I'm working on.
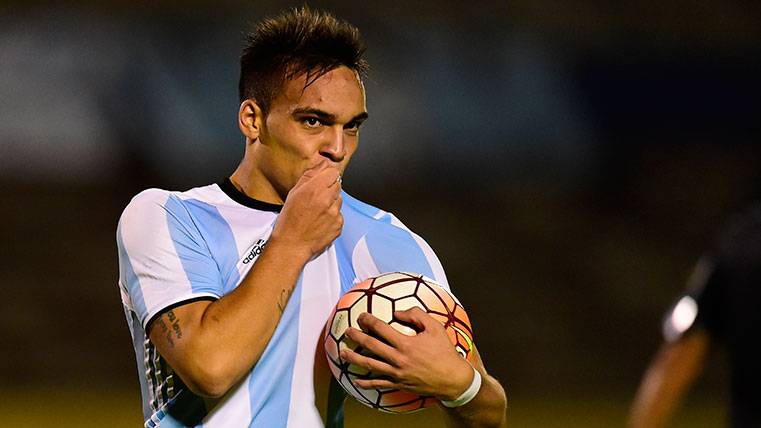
[1,1,759,426]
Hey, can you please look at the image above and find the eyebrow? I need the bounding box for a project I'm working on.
[291,107,369,124]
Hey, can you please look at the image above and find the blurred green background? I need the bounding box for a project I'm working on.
[1,0,759,426]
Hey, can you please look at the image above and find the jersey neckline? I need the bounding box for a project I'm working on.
[218,177,283,213]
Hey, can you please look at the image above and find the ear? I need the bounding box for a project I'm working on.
[238,99,264,143]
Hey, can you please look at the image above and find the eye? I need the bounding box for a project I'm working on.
[303,117,321,128]
[344,121,364,134]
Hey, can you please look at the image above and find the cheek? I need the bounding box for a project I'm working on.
[345,138,360,157]
[339,141,359,169]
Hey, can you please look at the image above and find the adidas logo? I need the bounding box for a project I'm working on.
[242,239,267,264]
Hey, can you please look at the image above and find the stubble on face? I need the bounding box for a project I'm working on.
[254,66,367,201]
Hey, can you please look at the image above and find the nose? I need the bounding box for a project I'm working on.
[319,126,345,163]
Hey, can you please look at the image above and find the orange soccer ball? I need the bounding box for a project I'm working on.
[323,272,474,413]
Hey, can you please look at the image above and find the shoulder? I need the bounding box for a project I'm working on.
[119,184,221,226]
[342,192,388,221]
[341,191,411,231]
[119,188,174,228]
[118,185,220,248]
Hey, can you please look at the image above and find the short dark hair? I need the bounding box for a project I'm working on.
[239,7,368,114]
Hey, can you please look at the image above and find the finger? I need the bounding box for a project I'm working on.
[345,327,400,365]
[292,161,329,190]
[393,307,438,332]
[340,348,397,377]
[331,192,343,207]
[303,167,341,194]
[357,313,405,348]
[328,171,343,188]
[318,168,341,189]
[354,378,401,390]
[299,159,329,179]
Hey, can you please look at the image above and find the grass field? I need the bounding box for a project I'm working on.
[0,387,724,427]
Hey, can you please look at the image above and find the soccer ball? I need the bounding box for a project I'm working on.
[323,272,474,413]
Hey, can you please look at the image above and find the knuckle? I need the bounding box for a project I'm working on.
[355,334,370,346]
[394,354,409,368]
[359,358,372,370]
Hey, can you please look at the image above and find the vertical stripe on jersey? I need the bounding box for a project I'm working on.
[117,225,148,318]
[164,195,227,297]
[178,198,242,293]
[337,193,384,289]
[202,372,252,426]
[247,276,303,427]
[363,221,435,279]
[387,215,450,289]
[351,236,382,281]
[286,248,342,428]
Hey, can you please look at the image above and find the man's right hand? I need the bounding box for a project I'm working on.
[271,161,344,260]
[145,162,344,398]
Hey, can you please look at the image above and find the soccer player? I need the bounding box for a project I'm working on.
[628,203,761,428]
[117,8,507,428]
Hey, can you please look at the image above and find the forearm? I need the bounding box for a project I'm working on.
[628,332,709,428]
[441,370,507,428]
[153,237,310,396]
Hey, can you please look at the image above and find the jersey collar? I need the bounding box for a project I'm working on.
[218,177,283,213]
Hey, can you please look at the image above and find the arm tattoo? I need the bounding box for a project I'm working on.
[166,310,183,343]
[158,318,175,347]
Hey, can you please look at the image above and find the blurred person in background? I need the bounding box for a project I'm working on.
[116,7,506,428]
[629,202,761,428]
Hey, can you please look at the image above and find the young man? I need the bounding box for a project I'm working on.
[117,8,507,427]
[629,203,761,428]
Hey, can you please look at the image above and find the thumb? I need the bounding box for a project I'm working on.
[303,159,330,177]
[294,160,329,187]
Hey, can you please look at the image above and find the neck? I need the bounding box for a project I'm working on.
[230,144,285,205]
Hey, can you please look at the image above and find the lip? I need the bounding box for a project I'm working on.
[305,159,342,172]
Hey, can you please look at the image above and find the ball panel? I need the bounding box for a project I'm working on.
[377,389,422,407]
[375,278,418,299]
[324,335,339,360]
[372,272,418,287]
[414,281,448,314]
[452,305,472,333]
[335,289,367,310]
[370,294,394,323]
[340,374,373,407]
[330,309,350,339]
[348,295,369,328]
[431,284,457,313]
[383,400,429,413]
[393,296,425,313]
[428,312,449,326]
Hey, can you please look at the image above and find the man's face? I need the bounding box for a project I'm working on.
[256,65,368,199]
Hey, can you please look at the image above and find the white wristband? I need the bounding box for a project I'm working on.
[440,365,482,408]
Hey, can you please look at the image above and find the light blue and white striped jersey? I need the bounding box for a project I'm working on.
[117,179,449,428]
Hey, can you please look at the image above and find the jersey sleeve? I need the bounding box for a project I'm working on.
[350,213,450,291]
[117,189,222,330]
